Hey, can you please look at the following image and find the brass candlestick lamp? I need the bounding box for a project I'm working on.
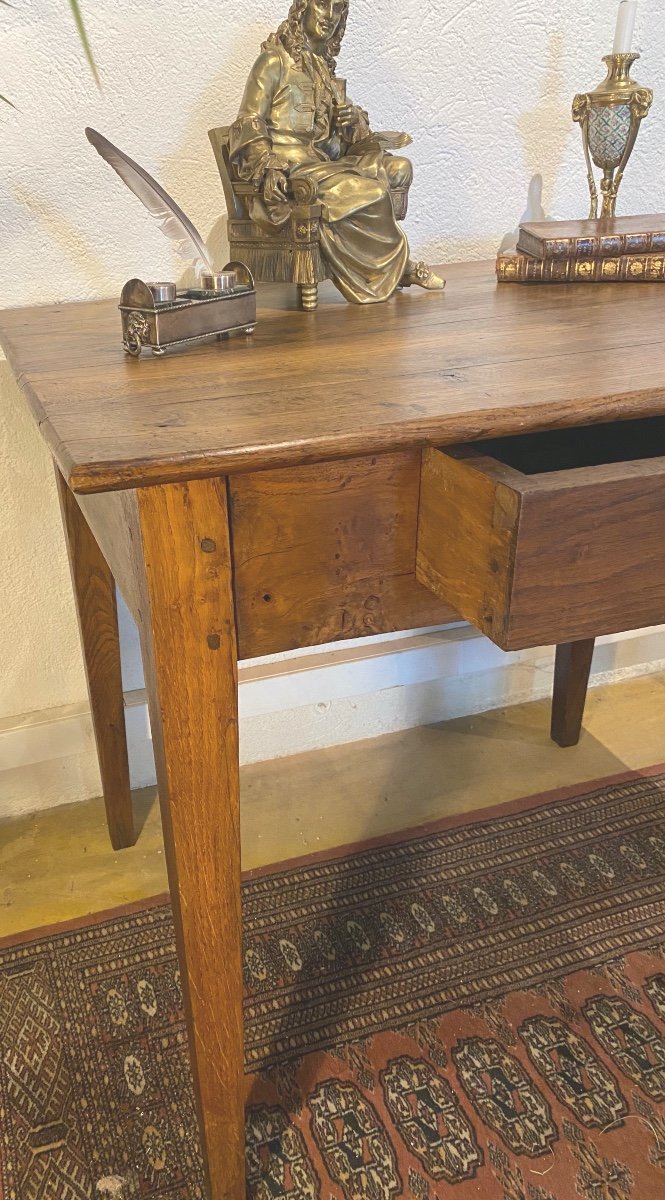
[573,53,652,218]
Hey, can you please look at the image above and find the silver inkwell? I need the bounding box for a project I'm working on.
[85,127,257,358]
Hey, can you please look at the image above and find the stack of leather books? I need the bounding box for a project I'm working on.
[497,214,665,283]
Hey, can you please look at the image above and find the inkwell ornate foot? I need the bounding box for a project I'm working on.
[401,260,446,290]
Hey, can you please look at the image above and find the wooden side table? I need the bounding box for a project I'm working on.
[3,263,665,1199]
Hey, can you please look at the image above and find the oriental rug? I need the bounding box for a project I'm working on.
[3,767,665,1199]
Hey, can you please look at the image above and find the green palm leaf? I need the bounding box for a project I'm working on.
[2,0,100,107]
[67,0,100,87]
[1,0,13,104]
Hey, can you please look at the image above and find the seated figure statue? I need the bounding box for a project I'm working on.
[229,0,444,305]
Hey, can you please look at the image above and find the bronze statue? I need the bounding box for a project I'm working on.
[227,0,444,306]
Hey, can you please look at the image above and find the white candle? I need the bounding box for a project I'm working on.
[613,0,637,54]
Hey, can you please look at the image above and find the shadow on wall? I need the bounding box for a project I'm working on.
[517,32,574,217]
[163,12,473,276]
[419,31,576,266]
[492,30,575,254]
[159,26,273,280]
[8,25,268,292]
[10,183,113,297]
[0,358,89,726]
[10,20,577,287]
[497,174,546,256]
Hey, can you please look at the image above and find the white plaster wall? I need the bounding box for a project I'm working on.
[1,0,664,802]
[1,0,663,305]
[0,362,88,718]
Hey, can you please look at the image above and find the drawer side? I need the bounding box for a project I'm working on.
[416,447,521,647]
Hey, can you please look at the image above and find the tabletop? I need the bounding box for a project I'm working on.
[2,260,665,494]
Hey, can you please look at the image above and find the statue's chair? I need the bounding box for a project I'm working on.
[209,126,410,311]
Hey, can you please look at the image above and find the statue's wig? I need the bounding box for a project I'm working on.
[263,0,349,70]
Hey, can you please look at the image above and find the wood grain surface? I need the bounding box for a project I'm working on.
[417,438,665,650]
[75,488,147,625]
[416,446,521,649]
[509,459,665,646]
[3,262,665,492]
[551,639,596,747]
[231,451,455,657]
[55,468,135,849]
[133,477,245,1200]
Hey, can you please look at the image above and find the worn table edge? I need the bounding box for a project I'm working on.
[3,264,665,494]
[60,392,665,493]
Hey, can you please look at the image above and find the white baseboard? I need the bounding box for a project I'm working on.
[2,623,665,819]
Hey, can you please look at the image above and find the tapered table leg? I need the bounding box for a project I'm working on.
[134,476,244,1200]
[55,467,135,850]
[551,638,596,748]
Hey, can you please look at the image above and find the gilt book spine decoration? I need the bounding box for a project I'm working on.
[496,253,665,284]
[517,215,665,261]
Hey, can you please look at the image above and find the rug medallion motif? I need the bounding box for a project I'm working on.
[2,769,665,1197]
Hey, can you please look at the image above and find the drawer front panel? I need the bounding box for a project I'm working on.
[509,471,665,648]
[231,451,457,658]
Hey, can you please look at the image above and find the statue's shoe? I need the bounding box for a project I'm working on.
[400,260,446,290]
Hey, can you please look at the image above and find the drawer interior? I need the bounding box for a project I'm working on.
[471,415,665,476]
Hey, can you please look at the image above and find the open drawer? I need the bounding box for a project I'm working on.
[416,417,665,651]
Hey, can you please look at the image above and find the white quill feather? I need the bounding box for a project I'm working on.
[85,126,213,275]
